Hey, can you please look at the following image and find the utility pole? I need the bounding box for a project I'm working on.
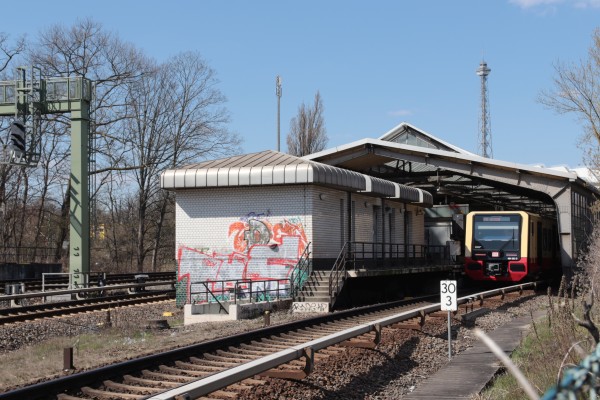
[276,75,282,152]
[477,61,492,158]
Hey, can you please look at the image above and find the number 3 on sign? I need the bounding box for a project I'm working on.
[440,280,457,311]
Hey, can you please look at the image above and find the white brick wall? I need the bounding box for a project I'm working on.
[175,185,313,291]
[407,205,425,245]
[311,187,347,259]
[351,193,375,243]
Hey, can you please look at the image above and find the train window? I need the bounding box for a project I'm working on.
[472,214,521,251]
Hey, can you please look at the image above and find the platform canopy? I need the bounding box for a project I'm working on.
[306,122,600,269]
[307,122,597,217]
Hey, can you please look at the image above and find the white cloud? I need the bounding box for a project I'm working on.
[510,0,600,8]
[388,109,413,117]
[574,0,600,8]
[510,0,561,8]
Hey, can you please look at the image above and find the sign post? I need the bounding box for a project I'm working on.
[440,280,457,360]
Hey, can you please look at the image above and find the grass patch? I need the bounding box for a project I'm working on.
[0,327,165,390]
[480,303,593,400]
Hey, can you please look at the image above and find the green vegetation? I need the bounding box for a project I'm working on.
[480,280,599,398]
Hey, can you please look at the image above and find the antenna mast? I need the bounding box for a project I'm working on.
[477,61,492,158]
[276,75,282,152]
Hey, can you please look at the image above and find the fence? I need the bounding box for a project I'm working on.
[347,242,451,270]
[188,278,292,306]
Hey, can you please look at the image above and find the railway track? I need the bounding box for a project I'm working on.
[0,290,175,325]
[0,272,176,294]
[0,282,541,400]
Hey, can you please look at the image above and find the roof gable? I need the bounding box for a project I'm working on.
[379,122,476,156]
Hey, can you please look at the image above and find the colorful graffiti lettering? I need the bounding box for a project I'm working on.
[178,216,307,303]
[228,218,308,256]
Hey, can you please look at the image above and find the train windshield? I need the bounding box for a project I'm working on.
[472,214,521,252]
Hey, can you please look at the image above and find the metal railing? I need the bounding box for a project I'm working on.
[347,242,451,270]
[329,241,350,301]
[0,76,92,104]
[328,241,453,306]
[290,242,311,300]
[42,272,88,293]
[189,278,292,307]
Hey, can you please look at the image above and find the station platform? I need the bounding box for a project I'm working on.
[403,310,546,399]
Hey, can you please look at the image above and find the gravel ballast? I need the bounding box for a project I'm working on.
[0,294,548,398]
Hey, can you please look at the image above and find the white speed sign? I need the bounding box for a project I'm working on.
[440,280,457,311]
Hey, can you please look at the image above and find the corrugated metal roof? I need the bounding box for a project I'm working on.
[389,183,421,203]
[161,150,425,204]
[385,184,432,207]
[161,150,369,192]
[362,176,397,197]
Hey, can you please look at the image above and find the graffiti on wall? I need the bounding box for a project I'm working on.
[177,213,308,304]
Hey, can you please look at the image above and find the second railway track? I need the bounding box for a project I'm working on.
[0,290,175,325]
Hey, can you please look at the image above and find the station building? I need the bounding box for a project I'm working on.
[161,122,599,311]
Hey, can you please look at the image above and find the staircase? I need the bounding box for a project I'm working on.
[296,270,333,303]
[292,243,350,311]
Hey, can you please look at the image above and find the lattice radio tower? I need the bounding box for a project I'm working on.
[477,61,493,158]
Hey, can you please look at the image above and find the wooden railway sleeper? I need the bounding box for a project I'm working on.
[261,337,302,346]
[202,352,245,363]
[189,356,239,369]
[103,379,164,395]
[302,325,340,334]
[215,349,260,360]
[250,340,289,349]
[340,323,382,349]
[280,331,321,340]
[390,310,427,331]
[175,360,223,372]
[81,385,144,399]
[260,346,315,380]
[141,369,197,383]
[123,374,181,388]
[159,365,213,376]
[186,358,238,368]
[238,343,278,354]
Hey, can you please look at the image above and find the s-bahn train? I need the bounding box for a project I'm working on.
[464,211,560,282]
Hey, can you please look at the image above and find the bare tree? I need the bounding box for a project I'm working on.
[0,20,239,273]
[0,32,25,74]
[120,51,240,272]
[26,19,149,268]
[539,28,600,178]
[286,91,328,157]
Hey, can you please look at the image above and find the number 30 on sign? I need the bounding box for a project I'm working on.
[440,280,457,311]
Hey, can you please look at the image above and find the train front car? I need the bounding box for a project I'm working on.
[464,211,530,282]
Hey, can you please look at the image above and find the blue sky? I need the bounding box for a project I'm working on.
[2,0,600,167]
